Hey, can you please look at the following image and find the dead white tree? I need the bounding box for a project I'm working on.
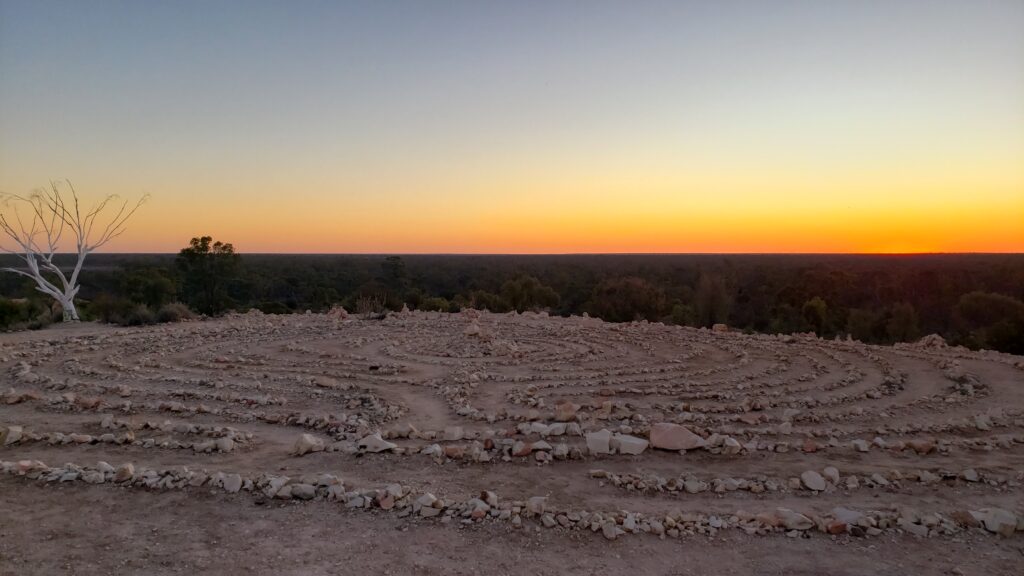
[0,181,147,322]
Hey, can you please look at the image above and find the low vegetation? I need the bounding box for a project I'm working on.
[0,243,1021,353]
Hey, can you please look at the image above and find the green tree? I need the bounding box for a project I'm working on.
[886,302,920,342]
[587,276,666,322]
[694,273,732,327]
[953,291,1024,353]
[176,236,241,315]
[418,296,450,312]
[801,296,828,335]
[669,302,695,326]
[846,308,881,342]
[381,256,407,292]
[470,290,510,312]
[501,275,559,312]
[121,268,176,309]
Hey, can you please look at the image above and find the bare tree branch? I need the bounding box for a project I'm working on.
[0,180,147,322]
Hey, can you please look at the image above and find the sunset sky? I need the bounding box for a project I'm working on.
[0,0,1021,254]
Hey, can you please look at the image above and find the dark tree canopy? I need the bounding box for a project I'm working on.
[176,236,241,315]
[2,252,1022,355]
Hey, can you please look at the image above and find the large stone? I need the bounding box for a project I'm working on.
[649,423,705,451]
[1,425,23,446]
[443,426,464,441]
[822,466,840,485]
[974,508,1018,536]
[898,518,929,537]
[906,439,935,455]
[292,433,325,456]
[775,508,814,530]
[554,402,578,422]
[974,415,992,431]
[611,433,648,455]
[722,436,742,454]
[526,496,546,516]
[602,521,624,540]
[585,429,613,455]
[800,470,827,491]
[357,433,397,453]
[223,473,243,493]
[416,493,438,508]
[831,507,864,525]
[114,463,135,482]
[290,483,316,500]
[215,436,235,453]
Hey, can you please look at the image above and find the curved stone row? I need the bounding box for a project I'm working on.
[2,458,1021,540]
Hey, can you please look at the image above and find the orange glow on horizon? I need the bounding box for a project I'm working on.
[97,179,1022,254]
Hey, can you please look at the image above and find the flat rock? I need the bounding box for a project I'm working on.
[801,470,827,491]
[292,433,325,456]
[290,483,316,500]
[611,433,648,455]
[775,508,814,530]
[649,423,705,451]
[585,429,613,455]
[223,473,243,493]
[357,433,397,453]
[114,463,135,483]
[973,508,1018,536]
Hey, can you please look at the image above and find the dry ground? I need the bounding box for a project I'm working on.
[1,310,1022,575]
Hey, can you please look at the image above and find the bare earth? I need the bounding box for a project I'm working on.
[1,310,1022,575]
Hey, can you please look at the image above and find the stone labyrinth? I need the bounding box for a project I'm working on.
[2,309,1023,540]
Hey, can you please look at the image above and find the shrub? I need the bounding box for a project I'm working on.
[157,302,197,323]
[355,293,388,319]
[0,298,36,330]
[123,304,156,326]
[418,296,450,312]
[87,294,135,324]
[256,301,291,315]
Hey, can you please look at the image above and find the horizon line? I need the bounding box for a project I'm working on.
[18,251,1024,257]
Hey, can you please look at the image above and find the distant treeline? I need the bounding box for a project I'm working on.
[1,251,1022,354]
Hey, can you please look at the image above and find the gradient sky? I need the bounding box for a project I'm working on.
[1,0,1022,253]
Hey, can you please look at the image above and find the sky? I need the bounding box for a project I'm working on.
[0,0,1022,254]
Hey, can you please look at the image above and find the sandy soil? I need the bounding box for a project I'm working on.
[1,310,1022,575]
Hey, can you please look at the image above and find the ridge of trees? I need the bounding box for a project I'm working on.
[1,247,1021,354]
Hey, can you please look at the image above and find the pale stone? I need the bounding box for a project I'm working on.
[649,423,706,451]
[290,483,316,500]
[602,521,624,540]
[611,433,648,455]
[2,425,24,446]
[215,437,235,453]
[526,496,546,516]
[114,463,135,482]
[292,433,325,456]
[585,429,613,455]
[223,473,243,493]
[443,426,464,441]
[357,433,397,453]
[775,508,813,530]
[974,508,1018,536]
[822,466,840,485]
[801,470,827,491]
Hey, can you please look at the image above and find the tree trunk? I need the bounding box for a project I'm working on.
[60,295,80,322]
